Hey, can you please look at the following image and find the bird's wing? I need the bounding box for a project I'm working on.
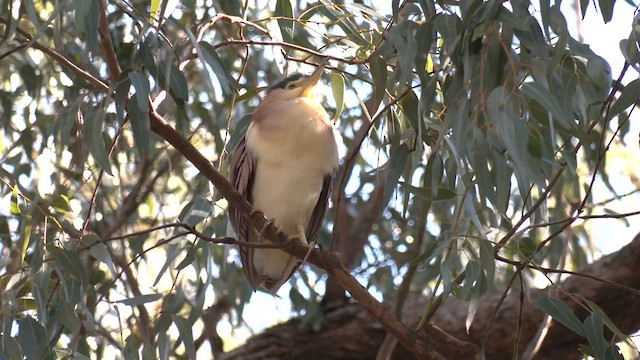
[228,136,260,288]
[305,174,333,243]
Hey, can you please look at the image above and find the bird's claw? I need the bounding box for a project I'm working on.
[302,240,316,263]
[257,218,276,241]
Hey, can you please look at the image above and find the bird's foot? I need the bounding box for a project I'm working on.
[302,241,316,263]
[257,218,277,241]
[295,224,315,264]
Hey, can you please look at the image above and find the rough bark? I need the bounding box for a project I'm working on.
[220,233,640,360]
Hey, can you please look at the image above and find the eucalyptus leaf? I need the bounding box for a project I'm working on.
[83,108,113,176]
[537,298,584,337]
[128,93,151,157]
[172,315,197,360]
[331,73,345,123]
[116,293,163,306]
[198,41,236,95]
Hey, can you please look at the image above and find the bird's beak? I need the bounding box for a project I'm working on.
[300,61,327,97]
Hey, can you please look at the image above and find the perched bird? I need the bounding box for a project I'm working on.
[228,64,339,294]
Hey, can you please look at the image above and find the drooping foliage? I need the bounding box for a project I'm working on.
[0,0,638,358]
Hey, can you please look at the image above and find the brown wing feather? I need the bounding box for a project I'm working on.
[306,174,333,242]
[228,136,260,288]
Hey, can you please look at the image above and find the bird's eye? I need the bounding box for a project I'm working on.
[285,83,296,90]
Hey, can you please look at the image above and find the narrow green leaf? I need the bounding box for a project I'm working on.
[89,241,117,277]
[17,316,48,360]
[124,335,140,360]
[521,82,573,129]
[116,293,163,306]
[536,298,585,336]
[53,349,91,360]
[384,144,410,204]
[400,182,457,202]
[275,0,294,43]
[584,300,634,343]
[18,214,32,266]
[51,194,72,213]
[128,72,150,111]
[85,0,99,52]
[167,63,189,101]
[608,79,640,120]
[497,7,530,31]
[318,0,368,46]
[330,73,345,123]
[115,74,130,123]
[150,0,162,22]
[51,247,87,283]
[128,93,151,157]
[479,239,495,287]
[179,197,213,227]
[369,54,387,111]
[172,315,197,360]
[84,108,113,176]
[517,236,537,258]
[0,335,22,360]
[579,0,589,18]
[10,185,20,215]
[176,246,196,271]
[153,245,181,286]
[583,311,608,360]
[57,301,81,333]
[198,41,236,95]
[597,0,614,23]
[400,90,420,131]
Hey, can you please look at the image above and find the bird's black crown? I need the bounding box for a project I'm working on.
[267,73,306,93]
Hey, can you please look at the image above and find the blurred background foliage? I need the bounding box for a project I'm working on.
[0,0,639,358]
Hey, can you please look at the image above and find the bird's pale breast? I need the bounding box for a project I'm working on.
[246,97,338,236]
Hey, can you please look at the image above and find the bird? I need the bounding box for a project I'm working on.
[228,63,339,295]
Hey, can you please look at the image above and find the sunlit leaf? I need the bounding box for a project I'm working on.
[331,72,345,123]
[18,214,32,266]
[10,185,20,215]
[51,194,72,213]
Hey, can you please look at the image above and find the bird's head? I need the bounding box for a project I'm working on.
[265,62,326,101]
